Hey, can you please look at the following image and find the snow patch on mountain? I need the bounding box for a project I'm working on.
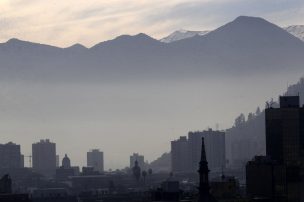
[284,25,304,42]
[160,29,209,43]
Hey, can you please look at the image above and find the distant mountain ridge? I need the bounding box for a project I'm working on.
[1,16,304,82]
[160,24,304,43]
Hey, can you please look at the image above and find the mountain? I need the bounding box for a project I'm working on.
[160,30,209,43]
[284,25,304,42]
[166,16,304,74]
[1,16,304,82]
[160,25,304,43]
[65,43,88,52]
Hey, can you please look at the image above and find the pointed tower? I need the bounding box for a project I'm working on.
[62,154,71,169]
[198,137,217,202]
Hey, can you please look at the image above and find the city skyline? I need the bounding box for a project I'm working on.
[1,1,304,200]
[0,15,303,169]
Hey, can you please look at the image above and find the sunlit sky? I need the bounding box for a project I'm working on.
[0,0,303,47]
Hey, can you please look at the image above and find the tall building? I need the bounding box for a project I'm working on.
[171,136,189,172]
[266,96,304,164]
[87,149,104,172]
[32,139,56,177]
[130,153,145,170]
[246,96,303,201]
[188,129,226,172]
[0,142,22,169]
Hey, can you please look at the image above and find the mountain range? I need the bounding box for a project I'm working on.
[160,24,304,43]
[1,16,304,82]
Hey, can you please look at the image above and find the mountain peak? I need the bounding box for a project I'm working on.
[91,33,159,50]
[227,16,272,28]
[113,33,155,42]
[6,38,28,45]
[7,38,21,42]
[234,15,265,21]
[66,43,87,50]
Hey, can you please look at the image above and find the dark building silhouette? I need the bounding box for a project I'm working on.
[0,174,30,202]
[171,129,225,173]
[171,136,189,172]
[246,156,287,201]
[246,96,304,202]
[0,174,12,194]
[0,142,22,169]
[32,139,56,177]
[266,96,303,201]
[197,137,217,202]
[132,160,141,182]
[87,149,104,173]
[265,96,304,164]
[189,129,225,173]
[62,154,71,169]
[210,175,239,200]
[130,153,145,170]
[151,175,181,202]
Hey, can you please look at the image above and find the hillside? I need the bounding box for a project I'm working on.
[226,77,304,168]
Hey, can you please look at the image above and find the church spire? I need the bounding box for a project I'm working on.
[198,137,217,202]
[198,137,209,194]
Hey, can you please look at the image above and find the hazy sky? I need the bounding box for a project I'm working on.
[0,0,304,47]
[0,0,304,169]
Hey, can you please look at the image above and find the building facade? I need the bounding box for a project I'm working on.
[171,130,226,173]
[32,139,56,177]
[246,156,287,201]
[171,136,189,172]
[0,142,22,169]
[87,149,104,173]
[246,96,304,202]
[266,96,304,164]
[188,129,226,172]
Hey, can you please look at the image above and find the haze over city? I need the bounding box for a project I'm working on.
[0,0,304,170]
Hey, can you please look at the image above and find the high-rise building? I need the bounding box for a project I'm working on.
[32,139,56,177]
[130,153,145,170]
[87,149,104,173]
[0,142,22,169]
[246,96,304,201]
[266,96,304,164]
[171,136,189,172]
[188,129,226,172]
